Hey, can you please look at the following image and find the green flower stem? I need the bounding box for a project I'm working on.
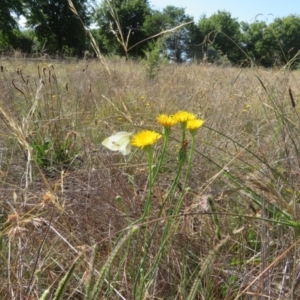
[181,125,186,141]
[162,160,184,208]
[141,146,155,266]
[158,134,198,282]
[136,133,190,288]
[134,148,185,297]
[153,128,170,181]
[143,146,154,219]
[174,135,195,216]
[133,146,155,296]
[134,122,194,296]
[143,162,186,284]
[184,135,195,191]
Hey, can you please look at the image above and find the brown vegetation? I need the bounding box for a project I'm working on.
[0,57,300,299]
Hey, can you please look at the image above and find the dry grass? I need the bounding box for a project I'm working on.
[1,56,300,299]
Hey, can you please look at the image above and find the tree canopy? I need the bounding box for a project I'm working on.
[198,11,242,63]
[0,0,23,32]
[241,15,300,68]
[24,0,93,56]
[241,21,275,66]
[0,0,23,48]
[1,0,300,68]
[94,0,151,57]
[160,6,199,63]
[269,15,300,66]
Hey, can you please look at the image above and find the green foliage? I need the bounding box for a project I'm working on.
[142,9,168,37]
[269,15,300,67]
[242,15,300,68]
[0,32,10,50]
[86,28,108,55]
[0,28,34,53]
[241,20,287,67]
[161,6,200,63]
[18,29,37,53]
[31,138,75,169]
[90,227,138,299]
[143,6,202,63]
[94,1,200,62]
[31,140,51,168]
[0,0,35,52]
[247,230,261,251]
[94,0,151,57]
[142,37,167,78]
[198,10,243,63]
[241,21,273,66]
[1,0,300,68]
[0,0,23,33]
[52,256,82,300]
[0,29,35,52]
[24,0,93,56]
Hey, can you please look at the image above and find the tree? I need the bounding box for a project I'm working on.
[24,0,93,56]
[0,0,23,32]
[159,6,200,63]
[241,21,275,67]
[0,0,23,49]
[94,2,200,61]
[241,15,300,68]
[94,0,151,57]
[143,6,201,63]
[268,15,300,67]
[198,11,242,63]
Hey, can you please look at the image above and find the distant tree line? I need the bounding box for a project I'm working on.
[1,0,300,68]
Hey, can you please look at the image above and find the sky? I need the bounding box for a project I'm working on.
[148,0,300,23]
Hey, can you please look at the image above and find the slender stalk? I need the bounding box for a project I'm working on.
[153,129,169,181]
[184,135,195,188]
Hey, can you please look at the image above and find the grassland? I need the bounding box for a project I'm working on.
[0,57,300,299]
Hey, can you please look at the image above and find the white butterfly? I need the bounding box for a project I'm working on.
[102,132,133,155]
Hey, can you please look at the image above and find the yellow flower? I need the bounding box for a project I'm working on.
[131,130,162,149]
[187,119,205,135]
[173,111,196,123]
[157,114,177,127]
[186,119,205,130]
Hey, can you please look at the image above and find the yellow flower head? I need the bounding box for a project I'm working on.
[131,130,162,149]
[173,111,196,123]
[186,119,205,131]
[157,114,177,127]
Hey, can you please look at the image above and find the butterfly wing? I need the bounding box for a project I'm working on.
[102,132,132,155]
